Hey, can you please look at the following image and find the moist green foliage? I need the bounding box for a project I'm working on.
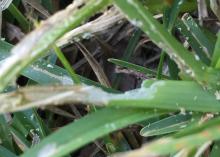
[0,0,220,157]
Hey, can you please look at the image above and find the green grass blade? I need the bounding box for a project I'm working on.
[41,0,53,13]
[0,145,17,157]
[212,32,220,68]
[122,29,142,61]
[175,19,210,65]
[157,8,167,79]
[175,117,220,138]
[142,0,197,14]
[165,0,185,31]
[140,113,195,137]
[3,0,21,23]
[0,116,14,152]
[23,60,117,92]
[11,113,32,137]
[21,107,160,157]
[157,0,184,79]
[12,110,49,139]
[181,13,214,57]
[9,127,31,150]
[7,3,30,32]
[157,52,166,79]
[211,141,220,157]
[108,58,169,79]
[162,0,190,80]
[31,109,49,137]
[53,45,80,84]
[113,29,142,88]
[167,58,179,80]
[109,80,220,113]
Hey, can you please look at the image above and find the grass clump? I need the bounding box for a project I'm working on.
[0,0,220,156]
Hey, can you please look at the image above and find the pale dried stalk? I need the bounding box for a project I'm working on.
[46,107,75,119]
[0,0,12,11]
[0,11,2,37]
[57,10,163,47]
[57,7,124,47]
[174,149,190,157]
[194,141,212,157]
[0,85,109,113]
[76,42,111,87]
[197,0,208,25]
[210,0,220,21]
[22,0,50,18]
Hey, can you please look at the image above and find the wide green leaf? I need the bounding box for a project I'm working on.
[21,107,160,157]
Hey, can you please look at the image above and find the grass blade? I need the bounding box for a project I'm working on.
[142,0,197,14]
[210,141,220,157]
[1,80,220,113]
[12,110,49,139]
[108,58,169,79]
[53,45,80,84]
[75,42,111,87]
[113,29,142,88]
[9,127,30,151]
[41,0,53,13]
[140,113,196,137]
[181,13,214,57]
[175,19,210,65]
[212,32,220,68]
[157,0,184,79]
[165,0,184,31]
[0,145,17,157]
[21,107,160,157]
[7,3,30,32]
[0,116,14,152]
[122,29,142,61]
